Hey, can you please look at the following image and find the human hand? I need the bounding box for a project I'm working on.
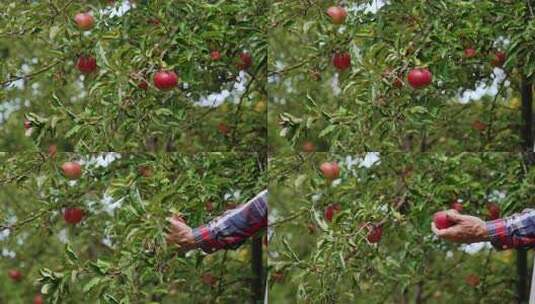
[165,215,198,252]
[431,210,490,243]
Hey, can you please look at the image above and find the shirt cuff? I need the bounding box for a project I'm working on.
[192,225,217,253]
[486,219,513,250]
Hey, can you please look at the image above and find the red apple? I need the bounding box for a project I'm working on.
[327,6,347,24]
[137,80,148,90]
[332,52,351,71]
[8,269,22,282]
[201,273,217,286]
[61,162,82,180]
[138,165,152,177]
[63,207,84,224]
[465,273,480,287]
[402,166,413,178]
[366,224,383,243]
[407,68,432,89]
[76,55,97,74]
[450,200,463,213]
[237,52,252,70]
[210,50,222,61]
[74,12,94,30]
[48,144,57,158]
[472,120,487,132]
[384,69,403,88]
[33,294,44,304]
[153,70,178,90]
[324,203,341,222]
[433,211,453,230]
[205,201,214,212]
[393,76,403,88]
[487,203,500,220]
[320,162,340,180]
[464,48,477,58]
[147,18,161,25]
[302,141,316,152]
[24,119,31,129]
[217,122,230,135]
[271,271,285,283]
[307,223,317,234]
[491,51,506,67]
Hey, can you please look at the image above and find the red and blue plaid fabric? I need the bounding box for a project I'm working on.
[486,209,535,250]
[192,190,268,253]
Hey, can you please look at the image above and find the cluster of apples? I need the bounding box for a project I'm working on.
[326,6,352,73]
[326,6,507,90]
[326,6,432,88]
[319,161,383,243]
[465,47,507,67]
[59,161,158,225]
[60,162,85,225]
[73,12,98,75]
[396,49,505,89]
[3,163,85,302]
[73,12,252,92]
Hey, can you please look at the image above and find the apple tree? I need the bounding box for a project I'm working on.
[0,0,267,152]
[0,152,267,303]
[268,152,534,303]
[269,1,534,152]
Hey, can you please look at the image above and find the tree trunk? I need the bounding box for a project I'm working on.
[520,77,533,152]
[518,76,533,304]
[251,237,264,303]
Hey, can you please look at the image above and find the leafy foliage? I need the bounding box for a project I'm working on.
[269,152,534,303]
[0,152,267,303]
[268,1,534,152]
[0,0,267,152]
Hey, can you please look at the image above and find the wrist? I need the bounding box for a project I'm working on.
[478,222,491,242]
[191,226,209,252]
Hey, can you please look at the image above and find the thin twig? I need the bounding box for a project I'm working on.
[0,61,61,87]
[527,0,535,18]
[270,210,307,227]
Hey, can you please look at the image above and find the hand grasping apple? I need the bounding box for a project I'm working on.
[165,215,198,252]
[431,210,489,243]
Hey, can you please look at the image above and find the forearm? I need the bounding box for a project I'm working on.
[486,209,535,250]
[192,190,268,253]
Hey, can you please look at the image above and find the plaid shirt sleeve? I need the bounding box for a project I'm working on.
[486,209,535,250]
[192,190,268,253]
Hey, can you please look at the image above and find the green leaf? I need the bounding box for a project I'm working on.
[83,277,102,293]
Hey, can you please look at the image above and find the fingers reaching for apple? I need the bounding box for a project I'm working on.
[431,210,490,244]
[165,215,198,252]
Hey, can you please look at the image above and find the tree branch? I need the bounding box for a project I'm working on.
[0,60,61,87]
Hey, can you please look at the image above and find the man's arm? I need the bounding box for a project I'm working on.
[167,190,268,253]
[192,190,268,253]
[486,209,535,250]
[431,209,535,250]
